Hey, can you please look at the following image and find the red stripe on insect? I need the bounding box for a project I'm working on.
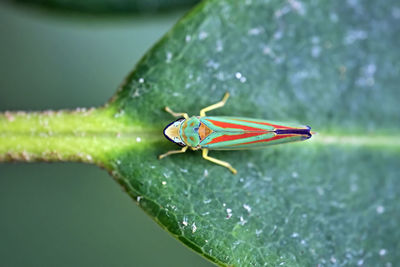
[232,134,297,146]
[206,132,266,145]
[207,119,264,131]
[231,119,296,129]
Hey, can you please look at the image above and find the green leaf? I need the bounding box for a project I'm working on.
[108,0,400,265]
[11,0,199,14]
[2,0,400,266]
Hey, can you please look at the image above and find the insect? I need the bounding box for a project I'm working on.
[159,92,313,174]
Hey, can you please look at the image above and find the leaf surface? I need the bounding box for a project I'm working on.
[9,0,400,266]
[105,0,400,265]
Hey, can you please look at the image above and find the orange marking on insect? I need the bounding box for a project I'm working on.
[181,130,188,143]
[206,132,266,144]
[182,121,188,131]
[198,123,212,140]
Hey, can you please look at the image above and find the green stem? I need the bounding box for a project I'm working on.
[0,107,158,166]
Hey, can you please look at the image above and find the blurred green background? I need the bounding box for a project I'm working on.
[0,2,213,266]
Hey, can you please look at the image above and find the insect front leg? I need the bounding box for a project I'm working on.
[202,149,237,174]
[158,146,188,159]
[199,92,230,117]
[164,107,189,119]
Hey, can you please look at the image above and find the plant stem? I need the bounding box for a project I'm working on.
[0,107,157,166]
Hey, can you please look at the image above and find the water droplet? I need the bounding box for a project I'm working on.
[376,205,385,214]
[192,223,197,233]
[366,64,376,75]
[288,0,306,15]
[206,60,220,69]
[350,183,358,192]
[379,249,387,256]
[243,204,252,213]
[239,216,247,225]
[226,208,233,219]
[262,46,273,55]
[248,27,263,36]
[132,89,140,98]
[330,12,339,22]
[216,40,223,52]
[274,31,283,39]
[199,31,208,40]
[344,30,368,44]
[275,6,290,18]
[203,199,212,204]
[166,52,172,63]
[312,46,321,57]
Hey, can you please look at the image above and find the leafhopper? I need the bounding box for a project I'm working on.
[159,93,312,174]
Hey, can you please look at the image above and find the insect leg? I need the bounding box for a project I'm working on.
[202,149,237,174]
[164,107,189,119]
[158,146,188,159]
[199,92,230,117]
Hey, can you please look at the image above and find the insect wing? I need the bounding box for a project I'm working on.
[199,117,311,150]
